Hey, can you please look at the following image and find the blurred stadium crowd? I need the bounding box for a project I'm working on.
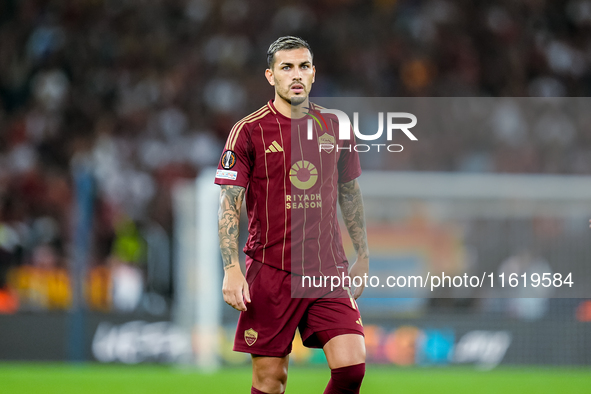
[1,0,590,313]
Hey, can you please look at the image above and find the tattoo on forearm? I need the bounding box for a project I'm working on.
[218,185,245,270]
[338,180,369,260]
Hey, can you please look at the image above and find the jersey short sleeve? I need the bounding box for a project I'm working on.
[214,122,252,188]
[337,134,362,184]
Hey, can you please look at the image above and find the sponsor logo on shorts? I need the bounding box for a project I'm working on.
[221,150,237,169]
[356,318,363,326]
[244,328,258,346]
[216,169,237,180]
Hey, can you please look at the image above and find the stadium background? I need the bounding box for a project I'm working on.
[1,0,590,392]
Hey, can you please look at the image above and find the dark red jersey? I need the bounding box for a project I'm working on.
[215,100,361,276]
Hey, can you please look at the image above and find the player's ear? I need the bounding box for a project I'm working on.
[312,65,316,83]
[265,68,275,86]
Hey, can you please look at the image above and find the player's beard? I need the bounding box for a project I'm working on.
[277,81,308,106]
[289,95,306,106]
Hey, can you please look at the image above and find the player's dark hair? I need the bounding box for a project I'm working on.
[267,36,313,69]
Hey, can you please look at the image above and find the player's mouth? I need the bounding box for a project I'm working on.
[290,83,305,94]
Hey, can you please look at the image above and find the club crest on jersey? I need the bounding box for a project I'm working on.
[318,133,335,153]
[244,328,258,346]
[221,150,237,169]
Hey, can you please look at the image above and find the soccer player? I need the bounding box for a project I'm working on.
[215,36,369,394]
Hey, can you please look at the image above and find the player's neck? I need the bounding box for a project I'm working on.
[273,95,309,119]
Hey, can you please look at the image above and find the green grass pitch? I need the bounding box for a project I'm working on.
[1,363,590,394]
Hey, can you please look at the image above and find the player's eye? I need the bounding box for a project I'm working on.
[282,66,290,70]
[301,65,309,69]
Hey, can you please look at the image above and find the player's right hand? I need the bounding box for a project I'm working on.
[222,266,251,311]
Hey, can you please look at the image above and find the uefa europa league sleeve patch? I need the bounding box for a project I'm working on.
[220,150,237,169]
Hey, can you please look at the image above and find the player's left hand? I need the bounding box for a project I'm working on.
[348,258,369,299]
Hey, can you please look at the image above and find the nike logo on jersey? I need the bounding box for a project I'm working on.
[265,141,284,153]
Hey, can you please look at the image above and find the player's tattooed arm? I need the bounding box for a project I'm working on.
[339,179,369,298]
[338,179,369,260]
[218,185,245,270]
[219,184,251,311]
